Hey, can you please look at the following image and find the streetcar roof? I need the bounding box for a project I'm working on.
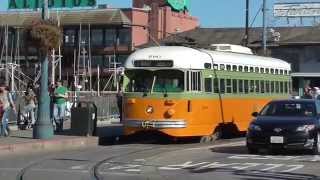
[124,46,291,70]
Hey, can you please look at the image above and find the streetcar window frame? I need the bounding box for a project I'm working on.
[204,78,212,92]
[220,64,225,70]
[232,79,238,93]
[232,65,237,71]
[226,65,231,71]
[226,79,232,93]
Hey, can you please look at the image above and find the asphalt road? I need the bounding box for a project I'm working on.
[1,137,320,180]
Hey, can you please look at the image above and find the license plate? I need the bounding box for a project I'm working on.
[270,136,284,144]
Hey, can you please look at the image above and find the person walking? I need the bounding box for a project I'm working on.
[53,80,68,132]
[0,84,16,137]
[23,84,37,127]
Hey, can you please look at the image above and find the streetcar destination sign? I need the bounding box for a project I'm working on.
[8,0,96,9]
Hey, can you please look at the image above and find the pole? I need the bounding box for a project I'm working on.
[97,65,100,96]
[245,0,249,46]
[33,0,54,139]
[51,49,55,85]
[262,0,267,55]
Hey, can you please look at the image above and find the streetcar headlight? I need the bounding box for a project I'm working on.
[146,106,154,114]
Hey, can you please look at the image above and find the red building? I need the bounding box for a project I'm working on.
[128,0,199,46]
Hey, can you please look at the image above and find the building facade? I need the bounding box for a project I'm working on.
[0,0,199,91]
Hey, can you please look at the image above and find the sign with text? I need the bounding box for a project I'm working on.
[8,0,96,9]
[166,0,189,12]
[274,3,320,17]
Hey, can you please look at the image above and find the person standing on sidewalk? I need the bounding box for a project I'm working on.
[53,80,68,132]
[0,84,16,137]
[23,84,37,127]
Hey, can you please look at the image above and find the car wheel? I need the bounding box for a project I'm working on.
[312,132,320,155]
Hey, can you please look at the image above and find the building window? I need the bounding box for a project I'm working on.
[250,67,254,72]
[91,29,103,46]
[255,67,259,73]
[239,66,243,72]
[119,28,131,45]
[91,56,104,67]
[80,29,89,45]
[105,29,116,47]
[64,29,76,46]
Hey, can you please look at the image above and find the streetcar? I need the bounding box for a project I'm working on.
[122,45,291,142]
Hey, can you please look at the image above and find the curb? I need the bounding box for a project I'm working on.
[0,136,99,157]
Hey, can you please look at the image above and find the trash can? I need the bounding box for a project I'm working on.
[71,101,97,136]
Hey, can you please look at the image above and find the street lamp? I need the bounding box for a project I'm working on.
[33,0,54,139]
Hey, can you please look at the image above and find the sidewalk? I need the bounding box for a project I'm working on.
[0,120,124,157]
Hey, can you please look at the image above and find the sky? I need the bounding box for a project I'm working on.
[1,0,319,27]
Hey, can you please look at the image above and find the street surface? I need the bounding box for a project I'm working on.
[0,137,320,180]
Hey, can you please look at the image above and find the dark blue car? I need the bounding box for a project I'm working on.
[246,99,320,154]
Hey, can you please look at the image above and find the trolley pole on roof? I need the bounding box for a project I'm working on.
[244,0,249,46]
[262,0,267,55]
[33,0,54,139]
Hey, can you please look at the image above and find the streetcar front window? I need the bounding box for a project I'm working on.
[125,70,184,93]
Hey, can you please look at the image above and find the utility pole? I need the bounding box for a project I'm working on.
[244,0,249,46]
[33,0,54,139]
[262,0,267,55]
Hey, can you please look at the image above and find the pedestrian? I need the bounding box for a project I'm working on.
[116,88,123,122]
[53,80,68,132]
[0,84,16,137]
[23,84,37,127]
[303,86,312,99]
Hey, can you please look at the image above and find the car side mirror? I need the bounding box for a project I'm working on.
[252,112,259,117]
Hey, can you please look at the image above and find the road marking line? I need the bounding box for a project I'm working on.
[260,164,284,171]
[231,163,261,170]
[281,165,304,173]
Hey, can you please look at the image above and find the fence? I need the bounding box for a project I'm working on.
[8,92,120,125]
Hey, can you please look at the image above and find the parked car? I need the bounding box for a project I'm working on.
[246,99,320,154]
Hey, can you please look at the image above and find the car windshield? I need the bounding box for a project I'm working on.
[260,101,316,117]
[125,69,184,93]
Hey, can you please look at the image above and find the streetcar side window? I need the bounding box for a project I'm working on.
[244,80,249,94]
[266,80,270,93]
[255,67,259,73]
[244,66,249,72]
[239,79,243,93]
[214,78,219,93]
[226,65,231,71]
[255,80,260,93]
[204,78,212,92]
[191,71,201,91]
[232,79,238,93]
[260,80,265,93]
[232,65,237,71]
[220,64,225,70]
[275,81,280,93]
[271,81,275,93]
[220,79,225,94]
[226,79,232,93]
[284,82,288,93]
[280,81,284,93]
[250,80,255,93]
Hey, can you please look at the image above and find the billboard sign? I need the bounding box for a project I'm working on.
[8,0,96,9]
[274,3,320,17]
[166,0,190,12]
